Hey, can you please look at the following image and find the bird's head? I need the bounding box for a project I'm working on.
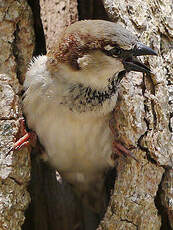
[47,20,157,113]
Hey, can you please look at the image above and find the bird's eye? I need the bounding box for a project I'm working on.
[103,46,122,57]
[110,47,122,56]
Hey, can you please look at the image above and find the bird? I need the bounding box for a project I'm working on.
[22,20,157,226]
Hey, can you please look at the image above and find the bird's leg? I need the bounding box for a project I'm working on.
[13,118,37,150]
[109,118,138,162]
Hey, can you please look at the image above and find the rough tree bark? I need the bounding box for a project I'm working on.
[40,0,78,50]
[0,0,34,229]
[0,0,172,230]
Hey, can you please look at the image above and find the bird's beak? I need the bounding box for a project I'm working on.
[132,43,157,56]
[122,42,157,73]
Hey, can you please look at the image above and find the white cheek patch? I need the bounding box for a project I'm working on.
[77,55,91,69]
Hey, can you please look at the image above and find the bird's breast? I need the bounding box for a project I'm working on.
[33,103,114,174]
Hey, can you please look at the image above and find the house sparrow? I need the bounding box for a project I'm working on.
[22,20,157,215]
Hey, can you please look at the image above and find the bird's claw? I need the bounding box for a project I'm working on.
[13,118,37,151]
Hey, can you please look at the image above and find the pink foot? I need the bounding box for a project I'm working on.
[109,119,138,162]
[13,118,37,151]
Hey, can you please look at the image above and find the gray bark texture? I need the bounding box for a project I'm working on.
[0,0,34,229]
[0,0,172,230]
[40,0,78,50]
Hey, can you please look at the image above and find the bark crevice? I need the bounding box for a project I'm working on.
[12,23,21,83]
[27,0,46,56]
[154,170,172,230]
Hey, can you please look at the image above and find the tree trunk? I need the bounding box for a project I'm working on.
[0,0,34,229]
[0,0,172,230]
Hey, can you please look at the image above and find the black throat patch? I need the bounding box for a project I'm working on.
[63,71,126,112]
